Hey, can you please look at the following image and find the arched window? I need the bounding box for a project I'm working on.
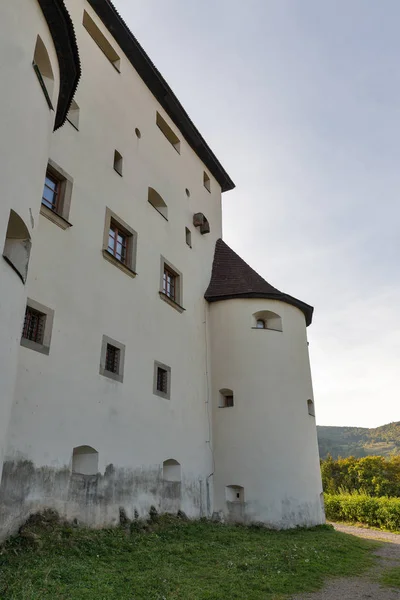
[2,210,31,283]
[307,399,315,417]
[219,388,234,408]
[253,311,282,332]
[148,187,168,220]
[163,459,181,482]
[72,445,99,475]
[33,36,54,109]
[225,485,244,503]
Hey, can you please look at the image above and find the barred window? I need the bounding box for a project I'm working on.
[22,307,46,344]
[157,367,168,394]
[163,266,176,301]
[105,344,120,374]
[42,172,60,212]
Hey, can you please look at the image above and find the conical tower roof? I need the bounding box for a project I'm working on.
[205,239,313,326]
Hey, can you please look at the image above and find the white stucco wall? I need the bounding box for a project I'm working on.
[0,0,60,479]
[1,0,220,535]
[209,298,325,527]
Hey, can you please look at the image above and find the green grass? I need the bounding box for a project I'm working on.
[0,513,377,600]
[380,566,400,588]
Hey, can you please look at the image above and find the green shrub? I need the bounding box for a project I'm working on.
[321,455,400,496]
[325,492,400,531]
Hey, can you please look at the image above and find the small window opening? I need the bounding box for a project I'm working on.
[105,343,120,374]
[307,399,315,417]
[135,127,141,139]
[108,220,129,265]
[32,36,54,109]
[219,388,234,408]
[67,99,80,130]
[83,10,121,71]
[225,485,244,503]
[148,187,168,220]
[185,227,192,248]
[185,188,190,198]
[72,445,99,475]
[156,112,180,153]
[203,171,211,192]
[113,150,123,176]
[22,306,46,345]
[253,311,282,332]
[163,459,181,482]
[2,210,31,283]
[157,366,168,394]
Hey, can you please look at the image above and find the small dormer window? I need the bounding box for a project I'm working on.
[256,319,265,329]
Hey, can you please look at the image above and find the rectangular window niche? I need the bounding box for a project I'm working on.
[20,298,54,355]
[153,361,171,399]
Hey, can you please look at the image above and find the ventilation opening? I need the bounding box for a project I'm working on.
[135,127,141,139]
[156,112,180,153]
[226,485,244,503]
[185,188,190,198]
[2,210,31,283]
[163,459,181,482]
[148,187,168,220]
[83,10,121,71]
[203,171,211,192]
[185,227,192,248]
[219,388,234,408]
[253,311,282,332]
[67,99,80,130]
[72,445,99,475]
[32,35,54,109]
[113,150,123,176]
[307,399,315,417]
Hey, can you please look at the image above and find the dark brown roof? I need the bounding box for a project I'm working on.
[87,0,234,193]
[38,0,81,130]
[205,239,314,326]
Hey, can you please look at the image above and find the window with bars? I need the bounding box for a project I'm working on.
[22,306,46,344]
[163,266,176,301]
[157,367,168,394]
[108,221,128,264]
[100,335,125,382]
[42,172,60,212]
[105,343,120,374]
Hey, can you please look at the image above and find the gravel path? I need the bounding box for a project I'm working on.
[291,523,400,600]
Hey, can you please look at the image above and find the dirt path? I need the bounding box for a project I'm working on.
[291,523,400,600]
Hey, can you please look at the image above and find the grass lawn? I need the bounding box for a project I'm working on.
[0,512,377,600]
[380,567,400,589]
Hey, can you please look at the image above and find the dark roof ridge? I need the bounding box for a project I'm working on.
[38,0,81,130]
[205,239,314,326]
[87,0,235,192]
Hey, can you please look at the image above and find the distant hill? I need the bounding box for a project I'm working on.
[317,421,400,459]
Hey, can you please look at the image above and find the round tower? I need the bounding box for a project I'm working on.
[0,0,80,477]
[206,240,324,527]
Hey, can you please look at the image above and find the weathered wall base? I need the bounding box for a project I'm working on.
[0,459,205,542]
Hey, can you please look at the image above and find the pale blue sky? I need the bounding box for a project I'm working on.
[114,0,400,427]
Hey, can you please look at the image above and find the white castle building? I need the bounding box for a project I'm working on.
[0,0,324,540]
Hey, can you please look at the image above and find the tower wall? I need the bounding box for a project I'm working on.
[209,298,324,527]
[0,0,60,478]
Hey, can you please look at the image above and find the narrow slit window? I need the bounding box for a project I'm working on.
[203,171,211,192]
[156,112,181,153]
[113,150,123,176]
[22,307,46,345]
[83,10,121,72]
[157,367,168,394]
[256,319,265,329]
[185,227,192,248]
[307,399,315,417]
[105,343,120,374]
[219,388,234,408]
